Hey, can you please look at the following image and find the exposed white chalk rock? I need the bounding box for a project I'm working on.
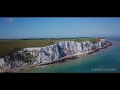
[0,39,109,72]
[0,58,5,68]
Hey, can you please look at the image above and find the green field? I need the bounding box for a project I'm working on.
[0,38,102,57]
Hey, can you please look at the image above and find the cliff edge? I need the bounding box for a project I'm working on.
[0,38,112,72]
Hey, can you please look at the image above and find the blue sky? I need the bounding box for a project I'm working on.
[0,17,120,39]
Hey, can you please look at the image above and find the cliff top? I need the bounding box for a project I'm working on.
[0,37,104,57]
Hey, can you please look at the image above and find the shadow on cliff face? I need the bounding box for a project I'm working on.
[56,44,67,58]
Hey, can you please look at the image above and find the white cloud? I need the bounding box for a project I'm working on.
[5,18,13,22]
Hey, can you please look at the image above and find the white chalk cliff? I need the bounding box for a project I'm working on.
[0,39,109,72]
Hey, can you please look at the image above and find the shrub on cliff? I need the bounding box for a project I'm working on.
[26,53,34,62]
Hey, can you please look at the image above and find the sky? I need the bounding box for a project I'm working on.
[0,17,120,39]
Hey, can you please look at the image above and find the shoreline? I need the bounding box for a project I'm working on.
[4,42,112,73]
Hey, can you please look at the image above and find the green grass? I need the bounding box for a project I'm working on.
[0,38,102,57]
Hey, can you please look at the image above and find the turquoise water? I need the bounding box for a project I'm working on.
[18,37,120,73]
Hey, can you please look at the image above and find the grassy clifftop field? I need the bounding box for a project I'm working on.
[0,37,103,57]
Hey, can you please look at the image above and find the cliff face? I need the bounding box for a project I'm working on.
[0,39,108,72]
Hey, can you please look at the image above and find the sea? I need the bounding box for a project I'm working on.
[17,36,120,73]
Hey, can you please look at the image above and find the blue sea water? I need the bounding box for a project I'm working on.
[18,36,120,73]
